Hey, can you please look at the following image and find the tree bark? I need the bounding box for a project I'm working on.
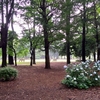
[66,41,70,64]
[82,2,86,62]
[30,56,32,66]
[40,0,50,69]
[93,1,100,61]
[93,51,96,62]
[8,55,14,65]
[1,25,8,67]
[13,49,17,66]
[65,0,71,64]
[32,48,36,64]
[44,38,50,69]
[8,8,14,65]
[8,34,14,65]
[1,0,14,67]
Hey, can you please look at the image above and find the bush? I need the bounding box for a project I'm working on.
[62,60,100,89]
[0,67,18,81]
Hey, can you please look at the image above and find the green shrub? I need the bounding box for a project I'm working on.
[62,60,100,89]
[0,67,18,81]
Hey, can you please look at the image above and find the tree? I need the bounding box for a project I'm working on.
[71,34,96,58]
[8,31,14,65]
[93,1,100,60]
[38,0,52,69]
[81,0,86,62]
[0,0,14,67]
[58,0,74,64]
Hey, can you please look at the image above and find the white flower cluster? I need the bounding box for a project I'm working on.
[63,60,100,88]
[63,65,67,69]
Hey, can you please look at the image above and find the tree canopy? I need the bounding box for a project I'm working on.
[0,0,100,68]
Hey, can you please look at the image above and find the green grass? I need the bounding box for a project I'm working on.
[17,61,30,65]
[0,61,44,66]
[17,61,45,65]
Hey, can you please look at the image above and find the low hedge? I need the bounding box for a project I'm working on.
[0,67,18,81]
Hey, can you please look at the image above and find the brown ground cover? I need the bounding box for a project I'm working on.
[0,62,100,100]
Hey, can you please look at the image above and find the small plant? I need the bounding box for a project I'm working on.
[62,60,100,89]
[0,66,18,81]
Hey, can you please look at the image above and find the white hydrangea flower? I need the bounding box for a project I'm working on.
[76,68,79,71]
[80,73,84,76]
[93,71,96,74]
[74,81,77,84]
[97,68,100,71]
[82,62,85,64]
[97,60,100,63]
[86,60,89,63]
[66,75,70,78]
[90,74,93,76]
[80,67,83,70]
[85,65,88,68]
[73,77,76,80]
[93,65,97,68]
[85,71,88,75]
[98,75,100,78]
[95,78,98,80]
[63,65,67,69]
[94,63,97,66]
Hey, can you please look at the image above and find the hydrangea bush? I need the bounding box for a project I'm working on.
[0,67,18,81]
[62,60,100,89]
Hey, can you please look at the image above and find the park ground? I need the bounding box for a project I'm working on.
[0,62,100,100]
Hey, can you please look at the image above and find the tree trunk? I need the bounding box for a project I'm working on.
[97,45,100,60]
[93,1,99,61]
[2,45,7,67]
[82,2,86,62]
[1,25,8,67]
[30,56,32,66]
[40,0,50,69]
[82,26,86,62]
[65,0,71,64]
[44,38,50,69]
[93,51,96,62]
[8,55,14,65]
[66,41,70,64]
[8,36,14,65]
[32,48,36,64]
[14,50,17,66]
[44,20,50,69]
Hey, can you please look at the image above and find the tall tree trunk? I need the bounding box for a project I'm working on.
[66,41,70,64]
[8,8,14,65]
[8,33,14,65]
[1,0,14,67]
[1,0,7,67]
[1,25,8,67]
[44,38,50,69]
[82,2,86,62]
[30,42,33,66]
[32,48,36,64]
[13,48,17,66]
[40,0,50,69]
[93,51,96,62]
[30,55,32,66]
[8,55,14,65]
[32,14,36,64]
[65,0,71,64]
[29,39,34,66]
[93,1,100,61]
[30,48,36,66]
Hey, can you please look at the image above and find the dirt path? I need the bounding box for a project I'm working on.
[0,62,100,100]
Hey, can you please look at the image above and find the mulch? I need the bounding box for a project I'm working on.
[0,62,100,100]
